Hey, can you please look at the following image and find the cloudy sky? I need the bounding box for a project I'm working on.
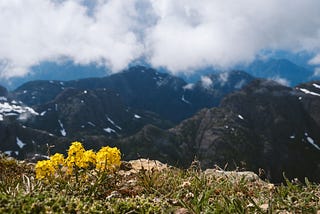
[1,0,320,78]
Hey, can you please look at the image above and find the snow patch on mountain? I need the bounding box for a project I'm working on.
[238,114,244,120]
[134,114,141,119]
[6,151,19,156]
[16,137,26,149]
[181,95,191,104]
[4,151,12,156]
[103,127,116,134]
[58,120,66,136]
[106,116,122,130]
[0,102,38,117]
[298,88,320,96]
[87,122,96,127]
[312,83,320,89]
[307,136,320,150]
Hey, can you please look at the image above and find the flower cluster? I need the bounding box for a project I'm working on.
[96,146,121,171]
[35,141,121,180]
[65,141,96,174]
[34,159,56,180]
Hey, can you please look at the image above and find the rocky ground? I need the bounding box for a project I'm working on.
[1,153,320,213]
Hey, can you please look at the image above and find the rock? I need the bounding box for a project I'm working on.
[128,159,169,172]
[204,169,261,182]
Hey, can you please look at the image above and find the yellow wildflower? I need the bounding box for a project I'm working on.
[35,160,56,180]
[50,153,65,169]
[35,141,122,179]
[65,141,86,173]
[67,141,85,157]
[96,146,121,171]
[83,150,96,168]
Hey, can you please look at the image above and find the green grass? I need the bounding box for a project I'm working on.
[1,154,320,213]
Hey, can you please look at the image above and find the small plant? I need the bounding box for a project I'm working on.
[35,141,121,181]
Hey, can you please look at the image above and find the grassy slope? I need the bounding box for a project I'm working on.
[1,155,320,213]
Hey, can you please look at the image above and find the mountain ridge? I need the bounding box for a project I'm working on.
[1,66,320,182]
[114,79,320,182]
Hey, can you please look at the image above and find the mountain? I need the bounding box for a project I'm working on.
[183,71,254,110]
[0,86,172,160]
[4,66,320,181]
[26,88,173,138]
[244,58,313,86]
[115,79,320,182]
[0,91,58,159]
[13,66,254,123]
[0,56,314,90]
[295,81,320,127]
[0,121,58,160]
[1,67,320,182]
[182,58,314,87]
[268,50,315,70]
[1,66,254,160]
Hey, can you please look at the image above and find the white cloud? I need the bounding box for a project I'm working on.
[147,0,320,74]
[270,76,290,86]
[183,83,195,90]
[234,79,247,89]
[218,72,230,86]
[0,0,143,78]
[313,67,320,77]
[308,55,320,65]
[308,54,320,76]
[2,0,320,78]
[201,76,212,89]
